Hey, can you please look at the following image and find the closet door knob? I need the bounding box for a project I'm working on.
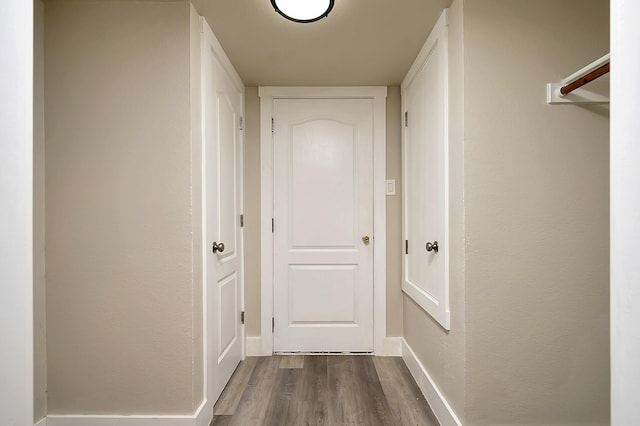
[425,241,439,253]
[212,242,225,253]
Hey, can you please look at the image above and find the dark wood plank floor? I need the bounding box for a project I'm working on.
[212,355,439,426]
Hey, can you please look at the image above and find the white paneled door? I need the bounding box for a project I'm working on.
[273,98,374,352]
[202,22,243,404]
[402,11,450,330]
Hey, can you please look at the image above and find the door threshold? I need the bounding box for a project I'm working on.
[274,351,373,355]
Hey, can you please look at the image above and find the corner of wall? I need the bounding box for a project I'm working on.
[34,0,48,421]
[189,1,204,409]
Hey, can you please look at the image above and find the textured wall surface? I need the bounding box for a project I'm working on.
[189,3,204,406]
[385,87,403,337]
[244,87,262,337]
[45,0,198,414]
[34,0,47,421]
[464,1,610,424]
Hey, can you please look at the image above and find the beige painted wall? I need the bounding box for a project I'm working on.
[45,0,201,414]
[244,87,262,337]
[403,0,467,417]
[189,3,204,406]
[385,87,403,337]
[34,0,47,420]
[463,1,610,424]
[242,87,404,338]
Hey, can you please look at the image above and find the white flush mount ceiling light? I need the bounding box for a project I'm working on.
[271,0,335,23]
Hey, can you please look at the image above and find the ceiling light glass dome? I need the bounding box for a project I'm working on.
[271,0,335,23]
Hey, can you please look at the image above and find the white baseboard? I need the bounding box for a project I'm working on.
[246,336,271,356]
[35,418,47,426]
[45,399,212,426]
[193,398,212,426]
[376,337,402,356]
[47,416,194,426]
[401,338,463,426]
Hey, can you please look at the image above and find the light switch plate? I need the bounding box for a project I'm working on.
[385,179,396,196]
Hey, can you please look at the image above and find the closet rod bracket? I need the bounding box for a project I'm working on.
[547,53,610,105]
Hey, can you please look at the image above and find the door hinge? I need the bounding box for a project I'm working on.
[239,116,244,131]
[272,218,274,233]
[404,111,409,127]
[405,239,409,254]
[271,118,274,133]
[241,311,245,324]
[272,317,275,333]
[240,214,244,227]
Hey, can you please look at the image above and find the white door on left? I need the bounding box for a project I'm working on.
[202,20,244,404]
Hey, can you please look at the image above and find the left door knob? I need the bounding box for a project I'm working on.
[425,241,439,253]
[212,242,225,253]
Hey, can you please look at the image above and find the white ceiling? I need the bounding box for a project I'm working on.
[191,0,452,86]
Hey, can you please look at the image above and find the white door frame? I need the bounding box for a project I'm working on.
[258,86,393,356]
[0,0,34,424]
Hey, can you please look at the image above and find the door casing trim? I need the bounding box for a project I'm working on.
[257,86,391,355]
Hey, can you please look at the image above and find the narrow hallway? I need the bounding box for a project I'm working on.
[212,355,438,425]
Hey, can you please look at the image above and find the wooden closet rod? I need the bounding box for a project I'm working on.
[547,53,610,104]
[560,61,610,95]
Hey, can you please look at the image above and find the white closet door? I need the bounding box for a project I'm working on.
[402,11,450,329]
